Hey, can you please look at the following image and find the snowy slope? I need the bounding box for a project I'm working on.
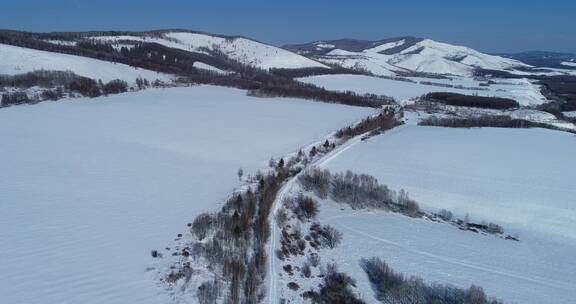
[299,74,547,105]
[394,39,526,74]
[314,125,576,303]
[291,38,530,77]
[0,43,171,83]
[0,86,373,304]
[95,31,328,70]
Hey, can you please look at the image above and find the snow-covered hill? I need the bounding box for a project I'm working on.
[0,43,171,84]
[93,31,328,70]
[286,37,531,77]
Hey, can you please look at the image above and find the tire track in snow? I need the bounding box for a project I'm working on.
[330,219,575,292]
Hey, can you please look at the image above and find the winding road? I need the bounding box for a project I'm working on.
[267,134,366,303]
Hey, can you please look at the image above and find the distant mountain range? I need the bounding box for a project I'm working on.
[284,37,535,77]
[494,51,576,69]
[1,29,575,86]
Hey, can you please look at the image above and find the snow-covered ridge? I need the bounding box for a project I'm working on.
[0,43,171,84]
[290,37,532,77]
[94,31,329,70]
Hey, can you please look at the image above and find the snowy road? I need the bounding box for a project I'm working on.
[267,134,368,303]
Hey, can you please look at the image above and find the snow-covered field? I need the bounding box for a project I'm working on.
[299,74,547,105]
[0,86,373,304]
[0,43,171,84]
[313,125,576,303]
[318,205,576,304]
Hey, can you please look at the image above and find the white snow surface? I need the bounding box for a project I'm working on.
[0,86,373,304]
[314,125,576,303]
[0,43,171,83]
[192,61,231,74]
[318,205,576,304]
[299,74,547,105]
[95,32,328,70]
[561,61,576,67]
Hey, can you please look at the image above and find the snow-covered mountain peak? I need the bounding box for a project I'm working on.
[286,36,531,77]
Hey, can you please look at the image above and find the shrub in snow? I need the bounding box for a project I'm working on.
[438,209,454,221]
[102,79,128,95]
[288,194,319,221]
[283,264,293,275]
[308,253,321,267]
[299,168,331,199]
[197,280,220,304]
[40,87,65,101]
[283,195,312,222]
[275,208,288,227]
[486,222,504,234]
[1,91,29,106]
[68,77,101,97]
[192,213,213,240]
[301,262,312,278]
[287,282,300,291]
[319,225,342,249]
[304,264,364,304]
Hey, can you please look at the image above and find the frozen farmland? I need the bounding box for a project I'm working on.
[0,86,373,304]
[314,125,576,304]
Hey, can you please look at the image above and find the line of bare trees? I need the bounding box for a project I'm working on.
[419,92,519,110]
[361,257,503,304]
[298,168,421,217]
[0,70,137,107]
[335,112,400,139]
[419,115,576,134]
[298,168,512,239]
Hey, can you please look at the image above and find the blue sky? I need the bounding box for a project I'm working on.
[2,0,575,53]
